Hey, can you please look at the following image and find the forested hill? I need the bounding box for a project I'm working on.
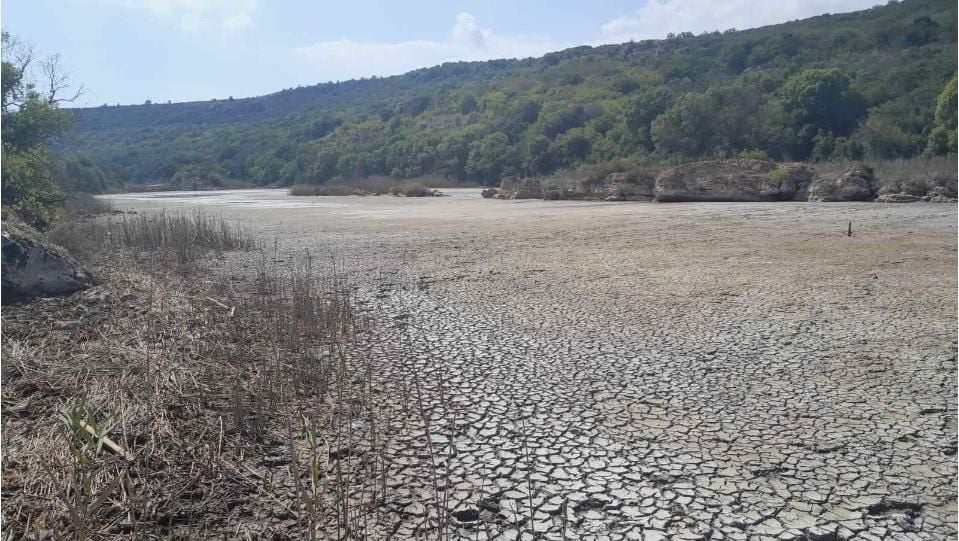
[59,0,957,192]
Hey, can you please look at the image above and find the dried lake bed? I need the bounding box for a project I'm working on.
[105,189,959,539]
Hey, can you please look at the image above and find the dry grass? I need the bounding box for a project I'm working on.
[3,210,463,539]
[49,211,257,265]
[0,244,384,538]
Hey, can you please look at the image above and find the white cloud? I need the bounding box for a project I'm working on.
[292,12,564,81]
[598,0,880,43]
[452,13,491,49]
[98,0,258,34]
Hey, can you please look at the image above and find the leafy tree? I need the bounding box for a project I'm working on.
[465,132,513,184]
[905,15,939,46]
[624,87,672,151]
[1,32,81,226]
[525,135,553,176]
[651,81,783,158]
[779,68,866,158]
[926,75,957,155]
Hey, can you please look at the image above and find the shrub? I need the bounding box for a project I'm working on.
[768,169,787,186]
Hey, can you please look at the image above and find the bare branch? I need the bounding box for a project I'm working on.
[40,54,84,104]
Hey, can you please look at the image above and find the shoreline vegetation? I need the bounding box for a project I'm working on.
[288,175,473,197]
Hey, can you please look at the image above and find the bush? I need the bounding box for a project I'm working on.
[768,169,787,186]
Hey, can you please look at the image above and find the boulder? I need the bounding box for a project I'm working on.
[654,160,814,202]
[2,223,94,304]
[808,165,878,202]
[481,188,499,199]
[876,193,922,203]
[499,177,543,199]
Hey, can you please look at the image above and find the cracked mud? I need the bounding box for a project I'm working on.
[124,190,958,539]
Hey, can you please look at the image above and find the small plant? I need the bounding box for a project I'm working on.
[53,403,125,540]
[61,403,114,463]
[768,168,787,187]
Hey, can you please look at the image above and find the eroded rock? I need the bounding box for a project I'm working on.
[653,160,814,202]
[808,165,878,202]
[499,177,543,199]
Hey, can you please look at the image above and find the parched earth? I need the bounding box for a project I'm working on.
[116,191,959,540]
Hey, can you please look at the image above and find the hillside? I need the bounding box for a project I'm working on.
[59,0,957,191]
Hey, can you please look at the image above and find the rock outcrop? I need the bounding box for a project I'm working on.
[2,223,94,304]
[605,172,655,201]
[808,165,878,202]
[877,182,958,203]
[499,177,543,199]
[654,160,814,202]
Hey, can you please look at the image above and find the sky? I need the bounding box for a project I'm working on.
[2,0,882,106]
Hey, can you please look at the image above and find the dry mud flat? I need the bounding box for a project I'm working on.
[121,192,959,539]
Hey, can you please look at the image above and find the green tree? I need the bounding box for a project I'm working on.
[1,32,80,226]
[624,87,672,151]
[779,68,866,158]
[465,132,513,185]
[926,75,957,155]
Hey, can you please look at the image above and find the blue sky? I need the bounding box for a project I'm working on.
[3,0,880,106]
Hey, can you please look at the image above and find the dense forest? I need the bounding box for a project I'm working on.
[58,0,957,191]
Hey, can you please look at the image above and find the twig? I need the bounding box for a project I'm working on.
[79,420,133,460]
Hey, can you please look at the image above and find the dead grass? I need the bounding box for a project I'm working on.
[3,210,462,539]
[0,242,384,538]
[49,210,257,265]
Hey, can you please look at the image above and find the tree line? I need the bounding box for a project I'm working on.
[9,0,959,206]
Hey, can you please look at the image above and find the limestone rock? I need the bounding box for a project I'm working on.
[876,193,922,203]
[606,172,655,201]
[499,176,543,199]
[2,223,94,304]
[808,165,877,202]
[654,160,813,202]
